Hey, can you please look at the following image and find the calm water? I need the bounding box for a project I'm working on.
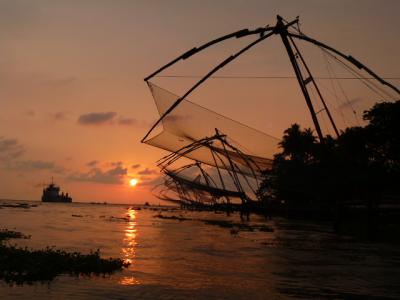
[0,201,399,300]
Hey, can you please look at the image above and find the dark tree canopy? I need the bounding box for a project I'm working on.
[363,100,400,171]
[258,100,400,206]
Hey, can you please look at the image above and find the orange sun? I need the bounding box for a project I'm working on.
[129,178,138,187]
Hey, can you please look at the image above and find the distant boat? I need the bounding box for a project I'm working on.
[42,178,72,203]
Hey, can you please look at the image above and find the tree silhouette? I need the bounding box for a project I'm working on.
[258,100,400,214]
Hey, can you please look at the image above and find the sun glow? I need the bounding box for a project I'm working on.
[129,178,138,187]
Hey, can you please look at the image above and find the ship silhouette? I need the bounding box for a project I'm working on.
[42,178,72,203]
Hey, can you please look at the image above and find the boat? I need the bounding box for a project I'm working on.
[42,179,72,203]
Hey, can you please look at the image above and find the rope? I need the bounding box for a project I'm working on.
[320,49,349,127]
[321,48,361,126]
[154,75,400,80]
[321,49,395,100]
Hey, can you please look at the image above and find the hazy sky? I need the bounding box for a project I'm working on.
[1,0,399,203]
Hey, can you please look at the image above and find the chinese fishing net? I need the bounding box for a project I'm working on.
[142,82,280,175]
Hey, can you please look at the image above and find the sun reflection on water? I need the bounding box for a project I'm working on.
[119,208,140,285]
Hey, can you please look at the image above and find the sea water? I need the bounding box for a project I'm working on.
[0,201,399,300]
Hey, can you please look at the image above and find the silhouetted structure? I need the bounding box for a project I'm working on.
[141,15,400,227]
[42,178,72,203]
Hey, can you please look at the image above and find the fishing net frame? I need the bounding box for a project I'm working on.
[142,15,400,205]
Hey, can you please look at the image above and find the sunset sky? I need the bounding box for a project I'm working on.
[1,0,399,203]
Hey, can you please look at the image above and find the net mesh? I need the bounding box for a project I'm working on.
[144,82,280,173]
[165,169,245,198]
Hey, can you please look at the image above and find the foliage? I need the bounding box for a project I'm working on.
[277,124,318,164]
[0,229,30,241]
[0,229,129,285]
[258,100,400,207]
[363,101,400,171]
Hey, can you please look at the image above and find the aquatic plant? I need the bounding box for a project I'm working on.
[153,214,274,232]
[153,214,189,221]
[0,229,30,241]
[202,219,273,232]
[0,229,129,285]
[0,203,37,209]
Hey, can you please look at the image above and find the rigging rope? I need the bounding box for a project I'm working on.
[321,48,361,126]
[320,49,349,127]
[320,48,395,100]
[154,75,400,80]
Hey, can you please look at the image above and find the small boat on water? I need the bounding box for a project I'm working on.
[42,178,72,203]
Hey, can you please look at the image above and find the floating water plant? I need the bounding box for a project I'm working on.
[0,229,129,285]
[153,214,274,232]
[0,229,31,241]
[153,214,189,221]
[202,219,273,232]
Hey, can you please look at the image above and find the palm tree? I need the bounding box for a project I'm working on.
[279,124,317,164]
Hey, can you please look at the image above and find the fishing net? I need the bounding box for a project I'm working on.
[165,169,245,198]
[143,82,280,174]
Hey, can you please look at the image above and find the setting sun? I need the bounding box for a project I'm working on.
[129,178,138,187]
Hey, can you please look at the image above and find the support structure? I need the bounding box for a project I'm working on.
[155,131,264,208]
[275,16,325,142]
[142,15,399,145]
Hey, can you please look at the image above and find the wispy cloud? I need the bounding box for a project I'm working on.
[118,117,138,126]
[117,117,150,128]
[139,175,163,187]
[68,164,127,184]
[77,112,117,125]
[164,114,192,123]
[86,160,98,167]
[51,111,70,121]
[11,160,66,173]
[338,98,362,110]
[110,161,123,167]
[24,109,35,117]
[131,164,141,169]
[42,77,77,87]
[77,112,149,128]
[138,168,158,175]
[0,137,25,161]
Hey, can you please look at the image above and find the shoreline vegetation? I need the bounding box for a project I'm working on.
[166,100,400,242]
[257,100,400,240]
[0,228,129,285]
[153,213,274,233]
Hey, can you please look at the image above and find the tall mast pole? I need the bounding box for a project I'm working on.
[275,15,325,143]
[288,36,340,137]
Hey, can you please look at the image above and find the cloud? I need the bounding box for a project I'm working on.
[0,137,66,173]
[139,175,163,187]
[25,109,35,117]
[0,1,42,37]
[138,168,158,175]
[0,137,25,161]
[118,117,151,128]
[42,77,77,87]
[164,114,192,123]
[68,164,128,185]
[118,117,138,126]
[19,160,54,169]
[10,160,66,173]
[107,165,127,176]
[338,98,362,110]
[0,137,19,152]
[86,160,98,167]
[51,111,70,121]
[77,112,116,125]
[77,112,149,128]
[131,164,141,169]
